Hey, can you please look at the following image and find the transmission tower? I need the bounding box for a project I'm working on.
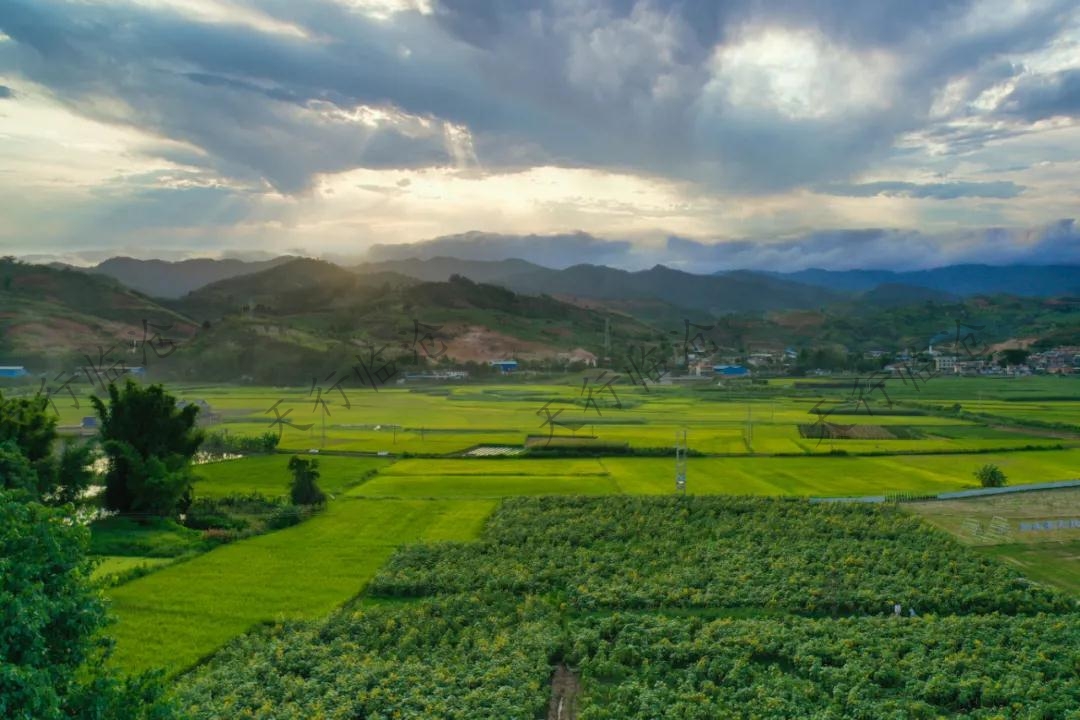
[675,428,687,494]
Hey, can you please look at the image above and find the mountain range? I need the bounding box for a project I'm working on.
[60,254,1080,305]
[4,253,1078,383]
[772,265,1080,297]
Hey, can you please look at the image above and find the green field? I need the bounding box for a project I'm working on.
[116,445,1080,676]
[106,497,494,674]
[179,497,1080,719]
[346,449,1080,498]
[95,380,1076,457]
[91,377,1080,684]
[193,455,388,499]
[909,487,1080,596]
[92,555,174,581]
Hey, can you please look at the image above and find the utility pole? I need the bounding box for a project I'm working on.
[604,317,611,366]
[675,429,687,494]
[745,402,753,452]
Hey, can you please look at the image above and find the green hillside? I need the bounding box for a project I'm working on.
[0,258,196,369]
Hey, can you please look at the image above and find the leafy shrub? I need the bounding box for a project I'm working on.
[200,431,279,455]
[267,505,303,530]
[89,516,207,558]
[370,496,1070,615]
[177,596,558,719]
[975,463,1008,488]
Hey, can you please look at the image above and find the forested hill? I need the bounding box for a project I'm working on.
[774,264,1080,297]
[496,263,845,314]
[3,255,1078,380]
[0,258,196,368]
[140,260,661,383]
[57,256,297,298]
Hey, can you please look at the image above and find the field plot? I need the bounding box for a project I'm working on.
[194,455,388,498]
[910,488,1080,596]
[106,497,495,674]
[348,458,620,498]
[371,496,1069,614]
[178,596,560,720]
[91,555,173,581]
[350,449,1080,499]
[157,383,1051,456]
[565,613,1080,719]
[935,398,1080,424]
[180,497,1080,719]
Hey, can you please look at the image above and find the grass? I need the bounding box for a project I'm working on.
[348,449,1080,499]
[91,555,173,581]
[193,455,388,499]
[178,383,1033,456]
[89,516,207,558]
[105,497,496,675]
[349,458,619,498]
[979,541,1080,597]
[908,488,1080,596]
[94,379,1080,677]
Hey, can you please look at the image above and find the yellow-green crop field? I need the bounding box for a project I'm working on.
[137,380,1077,457]
[106,497,494,674]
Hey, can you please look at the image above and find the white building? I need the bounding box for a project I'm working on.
[935,355,957,372]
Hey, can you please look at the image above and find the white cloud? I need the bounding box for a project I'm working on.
[708,27,898,120]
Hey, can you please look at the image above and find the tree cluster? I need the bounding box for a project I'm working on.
[0,387,174,719]
[91,380,204,517]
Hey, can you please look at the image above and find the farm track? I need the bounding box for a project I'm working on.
[546,664,581,720]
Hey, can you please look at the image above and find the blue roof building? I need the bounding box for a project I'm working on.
[713,364,750,377]
[490,360,518,372]
[0,366,28,378]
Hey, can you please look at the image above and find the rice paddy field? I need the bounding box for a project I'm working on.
[116,379,1077,457]
[83,376,1079,683]
[106,497,495,674]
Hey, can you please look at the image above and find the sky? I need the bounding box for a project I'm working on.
[1,0,1079,271]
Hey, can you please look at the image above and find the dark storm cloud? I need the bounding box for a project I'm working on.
[0,0,1076,194]
[0,85,13,99]
[819,180,1023,199]
[1000,68,1080,120]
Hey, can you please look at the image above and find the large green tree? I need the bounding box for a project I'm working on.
[91,380,204,516]
[0,488,172,719]
[0,393,95,505]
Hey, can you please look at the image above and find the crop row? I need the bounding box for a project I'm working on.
[567,612,1080,719]
[177,595,558,720]
[369,496,1071,615]
[178,595,1080,719]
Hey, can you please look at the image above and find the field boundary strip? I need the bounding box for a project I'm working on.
[812,478,1080,503]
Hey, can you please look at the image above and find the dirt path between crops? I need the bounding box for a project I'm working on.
[547,664,581,720]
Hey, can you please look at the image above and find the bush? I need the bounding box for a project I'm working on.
[182,499,250,532]
[974,464,1007,488]
[267,505,303,530]
[201,430,279,455]
[288,456,326,506]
